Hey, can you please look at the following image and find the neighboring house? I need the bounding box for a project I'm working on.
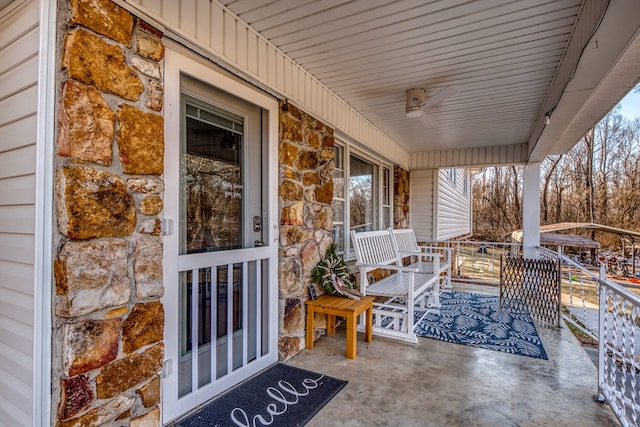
[1,0,639,425]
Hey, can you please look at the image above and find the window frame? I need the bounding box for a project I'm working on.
[332,139,393,260]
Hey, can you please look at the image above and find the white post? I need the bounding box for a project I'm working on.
[522,162,541,259]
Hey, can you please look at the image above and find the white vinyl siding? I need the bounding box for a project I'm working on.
[0,1,38,425]
[117,0,410,169]
[409,169,435,242]
[410,169,472,242]
[437,169,472,240]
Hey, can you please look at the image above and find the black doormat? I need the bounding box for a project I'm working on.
[173,363,347,427]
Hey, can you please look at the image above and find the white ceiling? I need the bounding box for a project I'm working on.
[223,0,640,158]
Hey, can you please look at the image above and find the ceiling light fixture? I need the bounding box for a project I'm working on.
[406,107,423,118]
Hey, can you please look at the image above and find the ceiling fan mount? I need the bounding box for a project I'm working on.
[405,88,427,118]
[405,87,457,122]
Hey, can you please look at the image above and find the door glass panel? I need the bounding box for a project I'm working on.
[181,101,244,254]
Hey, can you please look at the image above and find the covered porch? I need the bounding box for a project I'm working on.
[289,283,618,426]
[4,0,640,425]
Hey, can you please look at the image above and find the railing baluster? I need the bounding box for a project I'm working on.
[538,245,640,427]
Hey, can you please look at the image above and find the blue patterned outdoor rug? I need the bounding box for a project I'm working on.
[414,291,548,359]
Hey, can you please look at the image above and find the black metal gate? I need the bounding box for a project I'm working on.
[500,256,561,326]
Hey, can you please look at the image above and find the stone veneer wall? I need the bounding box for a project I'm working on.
[278,102,335,359]
[394,165,410,229]
[53,0,165,425]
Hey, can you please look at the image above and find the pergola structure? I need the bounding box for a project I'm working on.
[512,222,640,274]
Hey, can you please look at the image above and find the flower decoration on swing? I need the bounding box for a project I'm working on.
[311,244,362,300]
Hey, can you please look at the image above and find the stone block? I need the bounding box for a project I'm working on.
[280,201,304,226]
[315,205,333,231]
[279,142,298,166]
[136,35,164,61]
[279,180,303,202]
[280,114,302,142]
[318,159,334,182]
[305,131,319,149]
[303,172,320,186]
[283,298,303,334]
[279,226,313,246]
[322,134,335,147]
[127,177,164,193]
[63,319,120,376]
[130,406,160,427]
[122,301,164,354]
[69,0,134,46]
[296,150,318,170]
[57,395,134,427]
[314,181,333,204]
[281,247,298,257]
[281,167,300,180]
[58,375,93,420]
[138,195,163,215]
[132,55,161,80]
[394,165,410,228]
[96,343,164,399]
[139,219,161,235]
[104,306,129,319]
[313,311,327,329]
[147,79,163,112]
[116,104,164,174]
[278,257,303,297]
[278,336,300,360]
[57,80,115,165]
[320,148,334,159]
[55,239,131,317]
[136,376,160,408]
[300,239,320,277]
[56,166,136,239]
[315,230,333,258]
[133,236,164,299]
[63,29,143,101]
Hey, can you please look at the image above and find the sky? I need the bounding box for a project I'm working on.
[615,86,640,120]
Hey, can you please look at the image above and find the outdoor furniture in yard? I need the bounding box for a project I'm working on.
[305,294,375,359]
[390,227,452,290]
[350,229,441,343]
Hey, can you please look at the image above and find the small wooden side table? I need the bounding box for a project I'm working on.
[305,294,374,359]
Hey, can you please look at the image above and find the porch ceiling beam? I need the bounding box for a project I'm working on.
[530,0,640,162]
[409,143,529,170]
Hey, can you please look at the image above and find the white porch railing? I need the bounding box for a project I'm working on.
[538,246,640,427]
[449,240,522,286]
[435,240,640,425]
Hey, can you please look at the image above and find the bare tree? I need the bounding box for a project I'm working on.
[472,108,640,249]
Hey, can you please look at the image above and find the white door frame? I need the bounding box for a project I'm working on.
[162,48,279,424]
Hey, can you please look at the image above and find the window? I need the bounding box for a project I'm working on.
[332,145,346,252]
[349,154,379,233]
[447,168,457,184]
[382,166,392,228]
[463,170,469,195]
[332,141,392,258]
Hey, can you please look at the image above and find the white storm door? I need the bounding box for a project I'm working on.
[163,50,278,424]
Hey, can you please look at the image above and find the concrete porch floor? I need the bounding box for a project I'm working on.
[287,284,620,426]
